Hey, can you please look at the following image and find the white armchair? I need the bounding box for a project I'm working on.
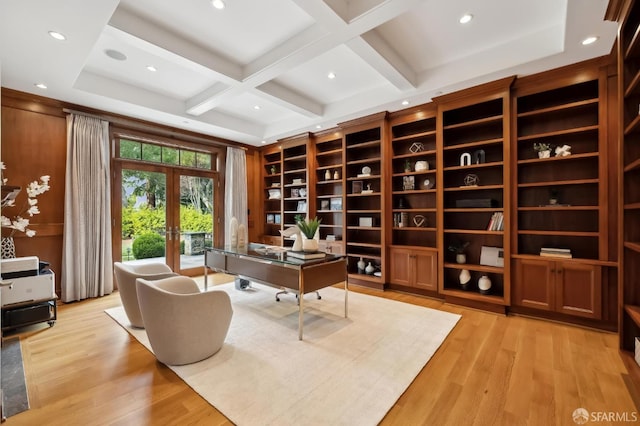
[136,276,233,366]
[113,262,177,328]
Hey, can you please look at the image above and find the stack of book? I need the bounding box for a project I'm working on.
[539,247,572,258]
[486,212,504,231]
[287,251,326,260]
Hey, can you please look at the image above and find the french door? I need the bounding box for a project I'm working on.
[114,161,220,276]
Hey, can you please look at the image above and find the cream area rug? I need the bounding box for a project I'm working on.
[106,282,461,426]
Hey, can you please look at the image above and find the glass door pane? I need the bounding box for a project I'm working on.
[120,167,168,266]
[177,173,215,273]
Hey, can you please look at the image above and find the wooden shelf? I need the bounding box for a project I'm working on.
[392,170,436,177]
[347,242,381,249]
[443,114,502,130]
[624,203,640,210]
[517,98,598,118]
[626,305,640,329]
[516,152,598,165]
[518,205,598,211]
[624,157,640,173]
[393,208,437,213]
[517,230,599,237]
[442,137,503,151]
[347,226,382,231]
[444,184,504,191]
[624,114,640,135]
[346,140,380,150]
[347,192,381,197]
[444,207,502,213]
[346,157,381,166]
[511,253,617,267]
[624,69,640,97]
[316,148,342,157]
[443,160,504,172]
[392,130,436,141]
[517,125,598,141]
[624,241,640,253]
[444,229,504,235]
[347,174,381,181]
[392,150,437,159]
[393,227,437,232]
[440,287,507,305]
[517,178,598,188]
[392,189,436,195]
[346,252,381,261]
[444,262,504,273]
[346,209,381,214]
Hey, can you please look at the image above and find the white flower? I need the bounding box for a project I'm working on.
[1,166,51,237]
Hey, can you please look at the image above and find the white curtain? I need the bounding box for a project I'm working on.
[61,114,113,302]
[225,147,247,246]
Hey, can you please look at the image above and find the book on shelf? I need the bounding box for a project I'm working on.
[486,212,504,231]
[540,247,572,258]
[287,251,326,260]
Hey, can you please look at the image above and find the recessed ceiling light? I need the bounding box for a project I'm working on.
[261,140,267,144]
[34,83,47,89]
[582,36,599,45]
[459,14,473,24]
[105,49,127,61]
[327,72,336,79]
[48,31,66,41]
[211,0,225,10]
[146,65,157,72]
[316,125,322,129]
[254,105,261,110]
[402,100,409,106]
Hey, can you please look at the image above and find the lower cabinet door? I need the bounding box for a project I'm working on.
[389,247,412,286]
[413,250,437,291]
[555,262,602,319]
[514,258,554,311]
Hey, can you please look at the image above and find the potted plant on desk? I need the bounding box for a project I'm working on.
[295,215,321,252]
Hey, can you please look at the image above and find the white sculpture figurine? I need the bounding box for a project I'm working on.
[280,226,303,251]
[555,144,571,157]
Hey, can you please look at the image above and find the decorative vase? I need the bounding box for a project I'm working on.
[478,275,492,294]
[456,253,466,264]
[333,170,339,180]
[325,169,331,180]
[1,237,16,259]
[302,237,318,253]
[237,224,246,248]
[538,150,551,158]
[459,269,471,290]
[357,257,366,274]
[365,262,375,275]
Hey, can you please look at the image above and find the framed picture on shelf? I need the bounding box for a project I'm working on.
[320,200,330,210]
[330,197,342,211]
[352,180,363,194]
[274,214,281,224]
[291,188,299,198]
[266,214,274,224]
[297,201,307,212]
[403,175,415,191]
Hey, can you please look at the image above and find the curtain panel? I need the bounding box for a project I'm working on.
[224,147,247,245]
[61,114,113,302]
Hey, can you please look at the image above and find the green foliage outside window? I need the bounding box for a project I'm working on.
[132,232,165,259]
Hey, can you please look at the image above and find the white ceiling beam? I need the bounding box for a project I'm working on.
[109,6,242,83]
[185,82,231,116]
[254,82,324,117]
[186,0,425,117]
[347,32,416,90]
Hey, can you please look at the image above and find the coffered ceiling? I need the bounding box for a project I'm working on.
[0,0,617,146]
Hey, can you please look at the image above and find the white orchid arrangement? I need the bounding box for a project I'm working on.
[1,162,51,237]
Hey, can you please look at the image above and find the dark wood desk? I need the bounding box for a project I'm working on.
[204,244,348,340]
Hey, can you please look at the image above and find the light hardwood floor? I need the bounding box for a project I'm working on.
[4,273,638,425]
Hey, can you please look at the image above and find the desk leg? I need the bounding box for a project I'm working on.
[204,265,208,291]
[298,271,304,340]
[344,278,348,318]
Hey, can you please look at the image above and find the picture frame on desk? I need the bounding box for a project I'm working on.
[320,200,330,211]
[274,214,281,224]
[352,180,363,194]
[266,214,275,224]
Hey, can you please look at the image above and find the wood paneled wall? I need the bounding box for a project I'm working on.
[1,93,67,294]
[1,88,260,297]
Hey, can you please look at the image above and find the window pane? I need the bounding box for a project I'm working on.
[162,147,179,165]
[120,139,142,160]
[196,153,212,169]
[181,150,196,167]
[142,143,162,162]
